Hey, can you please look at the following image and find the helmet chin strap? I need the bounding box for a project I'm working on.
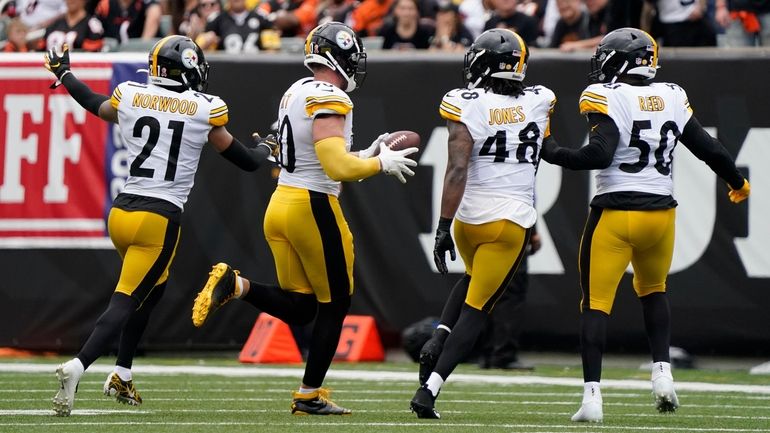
[324,51,355,92]
[611,60,629,84]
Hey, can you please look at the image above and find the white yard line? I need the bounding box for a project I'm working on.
[1,421,769,432]
[2,362,769,395]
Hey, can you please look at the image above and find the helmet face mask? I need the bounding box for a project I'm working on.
[304,22,367,92]
[463,29,528,90]
[148,36,210,92]
[589,27,658,84]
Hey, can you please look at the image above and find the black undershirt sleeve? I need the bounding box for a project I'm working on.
[680,116,744,190]
[540,113,620,170]
[61,72,109,116]
[219,137,271,172]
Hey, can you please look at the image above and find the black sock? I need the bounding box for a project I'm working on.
[433,304,487,379]
[438,274,471,330]
[77,293,138,369]
[115,282,166,370]
[640,292,671,363]
[580,309,608,383]
[243,280,316,326]
[302,297,350,388]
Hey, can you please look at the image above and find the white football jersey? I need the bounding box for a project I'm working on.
[275,78,354,196]
[439,85,556,227]
[579,82,693,197]
[110,81,228,210]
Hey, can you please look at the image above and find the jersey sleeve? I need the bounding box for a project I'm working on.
[438,89,467,122]
[579,84,609,116]
[110,82,125,110]
[672,82,693,122]
[209,97,229,126]
[539,86,557,138]
[304,84,353,118]
[82,17,105,52]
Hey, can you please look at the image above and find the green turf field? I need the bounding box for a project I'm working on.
[1,357,769,433]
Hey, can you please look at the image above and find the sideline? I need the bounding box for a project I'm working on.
[2,362,769,395]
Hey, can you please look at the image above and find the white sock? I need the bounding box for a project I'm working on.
[298,386,318,394]
[582,381,602,403]
[235,276,248,298]
[425,372,444,397]
[652,361,672,380]
[114,366,132,382]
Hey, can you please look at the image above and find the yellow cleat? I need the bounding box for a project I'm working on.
[192,263,239,327]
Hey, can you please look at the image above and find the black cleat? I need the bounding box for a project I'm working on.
[410,385,440,419]
[418,337,443,385]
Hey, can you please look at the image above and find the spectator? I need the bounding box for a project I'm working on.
[459,0,490,38]
[647,0,715,46]
[198,0,279,52]
[551,0,610,51]
[348,0,393,36]
[484,0,539,45]
[429,0,473,51]
[715,0,770,46]
[379,0,434,49]
[0,0,18,39]
[95,0,162,42]
[540,0,562,45]
[550,0,587,48]
[3,17,30,51]
[477,228,541,370]
[183,0,220,41]
[40,0,103,51]
[262,0,319,37]
[17,0,64,30]
[173,0,201,37]
[317,0,356,27]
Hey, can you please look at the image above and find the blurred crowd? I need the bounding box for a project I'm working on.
[1,0,769,53]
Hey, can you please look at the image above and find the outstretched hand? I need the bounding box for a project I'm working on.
[44,44,72,87]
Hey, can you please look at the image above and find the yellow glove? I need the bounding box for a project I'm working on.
[728,179,750,204]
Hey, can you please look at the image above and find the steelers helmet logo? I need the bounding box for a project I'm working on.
[335,30,354,50]
[181,48,199,69]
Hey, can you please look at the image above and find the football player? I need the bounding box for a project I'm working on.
[410,28,555,419]
[44,36,277,417]
[539,28,750,422]
[190,21,418,415]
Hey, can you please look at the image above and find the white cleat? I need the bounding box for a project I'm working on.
[52,361,83,417]
[652,375,680,413]
[571,400,603,422]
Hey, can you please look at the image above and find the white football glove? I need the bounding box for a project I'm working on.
[359,132,389,159]
[377,142,418,184]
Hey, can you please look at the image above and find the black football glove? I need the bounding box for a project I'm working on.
[252,132,279,157]
[433,218,456,274]
[44,44,72,88]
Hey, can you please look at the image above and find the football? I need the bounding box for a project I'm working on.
[384,130,421,152]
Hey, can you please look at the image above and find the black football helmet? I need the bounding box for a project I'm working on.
[589,27,658,84]
[304,21,366,92]
[463,29,529,89]
[148,35,209,92]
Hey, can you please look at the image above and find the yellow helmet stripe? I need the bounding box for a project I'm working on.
[305,26,319,55]
[639,29,658,68]
[503,29,527,74]
[151,36,176,77]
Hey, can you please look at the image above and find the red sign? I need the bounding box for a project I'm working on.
[0,61,111,244]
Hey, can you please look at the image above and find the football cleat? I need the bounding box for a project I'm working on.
[418,337,443,386]
[192,262,240,327]
[571,400,603,422]
[291,388,352,415]
[104,372,143,406]
[52,361,82,417]
[652,375,680,413]
[410,385,440,419]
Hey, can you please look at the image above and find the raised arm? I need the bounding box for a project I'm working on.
[44,44,117,123]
